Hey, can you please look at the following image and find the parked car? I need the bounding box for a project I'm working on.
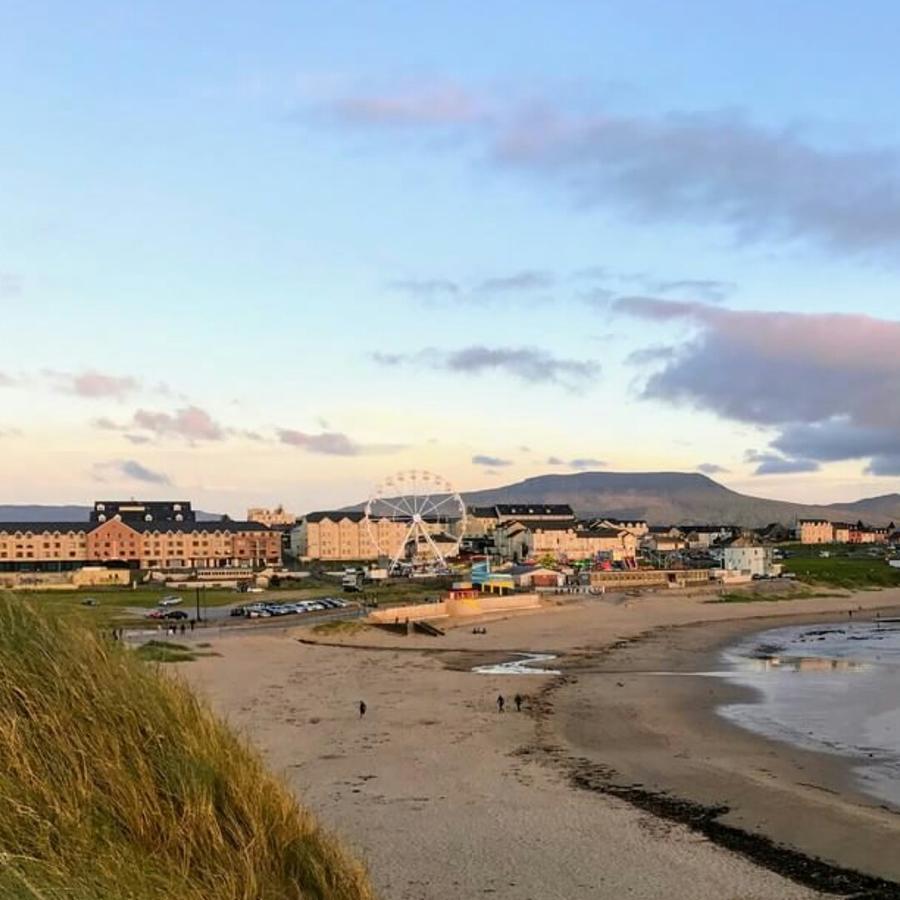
[164,610,189,620]
[158,595,183,607]
[145,609,165,619]
[80,597,98,607]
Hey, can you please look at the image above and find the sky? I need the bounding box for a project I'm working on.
[4,1,900,515]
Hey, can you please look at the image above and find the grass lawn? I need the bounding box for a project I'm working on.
[782,555,900,589]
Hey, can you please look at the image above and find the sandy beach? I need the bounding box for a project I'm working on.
[183,588,900,899]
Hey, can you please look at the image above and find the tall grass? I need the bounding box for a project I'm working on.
[0,594,375,900]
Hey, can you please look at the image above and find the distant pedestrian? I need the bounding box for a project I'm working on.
[497,695,505,713]
[179,622,186,635]
[189,619,195,632]
[514,693,523,712]
[359,700,367,718]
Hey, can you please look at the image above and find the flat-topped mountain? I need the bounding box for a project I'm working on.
[458,471,900,528]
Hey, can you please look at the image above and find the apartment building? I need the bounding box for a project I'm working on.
[0,500,280,572]
[291,511,461,561]
[494,518,637,563]
[798,519,892,545]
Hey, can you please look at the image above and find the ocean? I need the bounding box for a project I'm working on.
[719,617,900,808]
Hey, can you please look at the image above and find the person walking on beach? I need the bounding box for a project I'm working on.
[359,700,367,718]
[497,694,505,713]
[514,693,523,712]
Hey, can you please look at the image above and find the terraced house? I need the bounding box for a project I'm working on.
[0,500,281,573]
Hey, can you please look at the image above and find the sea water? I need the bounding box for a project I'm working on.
[719,618,900,808]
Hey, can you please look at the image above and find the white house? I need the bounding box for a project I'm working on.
[721,535,774,578]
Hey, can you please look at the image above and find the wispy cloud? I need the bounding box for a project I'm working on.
[388,278,460,299]
[45,369,140,400]
[472,454,513,467]
[372,345,598,390]
[476,270,554,292]
[697,462,730,475]
[92,459,172,485]
[546,456,606,470]
[277,429,405,456]
[322,81,900,259]
[97,406,226,442]
[327,82,485,128]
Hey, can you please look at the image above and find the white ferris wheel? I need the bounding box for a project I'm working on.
[364,469,466,573]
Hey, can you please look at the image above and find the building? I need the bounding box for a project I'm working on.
[247,505,297,528]
[0,503,280,573]
[798,519,892,545]
[465,504,576,535]
[642,527,686,553]
[679,525,736,549]
[92,499,194,524]
[493,518,637,563]
[721,534,774,578]
[292,511,462,561]
[591,517,650,537]
[798,519,835,544]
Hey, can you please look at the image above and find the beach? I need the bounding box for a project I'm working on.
[183,589,900,899]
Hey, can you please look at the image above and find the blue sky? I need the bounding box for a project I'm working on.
[4,1,900,514]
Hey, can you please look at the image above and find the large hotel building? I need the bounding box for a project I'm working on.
[0,500,281,573]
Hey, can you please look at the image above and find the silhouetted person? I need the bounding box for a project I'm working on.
[514,693,523,712]
[179,622,186,635]
[497,695,505,713]
[359,700,367,718]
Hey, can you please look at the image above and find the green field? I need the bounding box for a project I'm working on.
[781,550,900,589]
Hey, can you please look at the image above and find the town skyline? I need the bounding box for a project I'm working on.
[5,2,900,513]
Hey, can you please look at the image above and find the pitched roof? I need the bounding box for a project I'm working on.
[0,522,92,533]
[0,519,272,535]
[495,504,575,517]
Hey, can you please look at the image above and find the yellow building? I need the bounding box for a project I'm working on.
[798,520,834,544]
[292,511,461,561]
[494,519,637,563]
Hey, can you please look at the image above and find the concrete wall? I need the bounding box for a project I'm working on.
[368,592,541,624]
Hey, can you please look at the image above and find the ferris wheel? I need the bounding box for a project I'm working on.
[364,469,466,573]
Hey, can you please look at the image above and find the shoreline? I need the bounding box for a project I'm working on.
[183,589,900,899]
[548,607,900,892]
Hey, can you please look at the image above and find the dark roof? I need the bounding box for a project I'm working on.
[469,506,499,518]
[304,511,367,523]
[599,517,648,525]
[0,520,272,535]
[527,520,578,532]
[0,522,91,533]
[495,504,575,517]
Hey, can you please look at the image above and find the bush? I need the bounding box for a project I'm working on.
[0,594,374,900]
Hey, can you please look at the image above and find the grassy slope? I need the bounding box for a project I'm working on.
[0,594,374,900]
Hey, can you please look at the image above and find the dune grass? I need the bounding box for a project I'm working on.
[782,555,900,589]
[0,593,375,900]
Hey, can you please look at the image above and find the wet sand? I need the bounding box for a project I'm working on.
[182,588,900,899]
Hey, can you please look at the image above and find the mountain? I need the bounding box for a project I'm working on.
[0,505,225,523]
[455,471,900,528]
[0,505,91,522]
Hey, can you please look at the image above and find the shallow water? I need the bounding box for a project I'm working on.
[471,653,561,675]
[719,618,900,808]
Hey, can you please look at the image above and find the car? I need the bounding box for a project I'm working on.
[158,595,183,607]
[164,610,189,620]
[80,597,98,607]
[145,609,165,619]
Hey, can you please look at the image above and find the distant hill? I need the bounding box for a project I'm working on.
[457,472,900,528]
[0,505,224,523]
